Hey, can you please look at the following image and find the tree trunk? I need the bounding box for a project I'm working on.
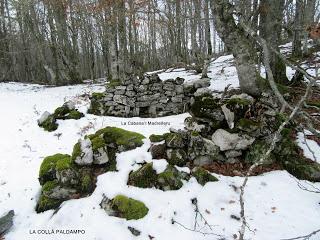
[211,0,261,96]
[260,0,289,85]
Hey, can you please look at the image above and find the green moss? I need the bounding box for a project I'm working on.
[39,115,58,132]
[90,136,106,152]
[191,131,200,136]
[106,79,121,88]
[39,153,70,185]
[111,195,149,220]
[192,167,218,186]
[91,92,105,99]
[53,106,70,119]
[36,195,62,213]
[66,110,84,120]
[149,134,165,143]
[157,165,184,190]
[55,155,72,171]
[236,118,260,132]
[128,163,157,188]
[81,174,93,192]
[42,180,59,193]
[226,98,251,107]
[71,142,81,162]
[100,127,145,150]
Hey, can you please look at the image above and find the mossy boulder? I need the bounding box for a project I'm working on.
[36,194,62,213]
[39,154,71,185]
[149,134,165,143]
[36,180,78,212]
[38,115,58,132]
[53,103,84,120]
[192,167,218,186]
[36,180,64,213]
[128,163,158,188]
[98,127,145,151]
[157,165,188,191]
[166,148,188,166]
[110,195,149,220]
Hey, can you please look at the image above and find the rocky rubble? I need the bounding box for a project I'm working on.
[35,86,320,220]
[88,75,210,117]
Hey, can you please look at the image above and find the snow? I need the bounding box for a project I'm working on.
[297,131,320,163]
[0,52,320,240]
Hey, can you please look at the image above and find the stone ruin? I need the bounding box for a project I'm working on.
[88,74,209,117]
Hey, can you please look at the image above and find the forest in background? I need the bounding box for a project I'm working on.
[0,0,319,85]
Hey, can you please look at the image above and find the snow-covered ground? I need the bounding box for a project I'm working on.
[0,53,320,240]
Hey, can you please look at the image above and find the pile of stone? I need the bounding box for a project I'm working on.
[88,74,210,117]
[35,90,320,216]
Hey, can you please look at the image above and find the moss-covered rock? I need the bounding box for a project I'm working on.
[36,195,62,213]
[164,132,186,148]
[157,165,187,191]
[39,154,70,185]
[36,180,63,212]
[128,163,157,188]
[166,149,188,166]
[111,195,149,220]
[65,110,84,120]
[38,102,83,131]
[149,134,165,143]
[190,95,222,120]
[99,127,145,151]
[38,115,58,132]
[192,167,218,186]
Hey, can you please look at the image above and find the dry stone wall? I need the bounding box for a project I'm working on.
[88,74,208,117]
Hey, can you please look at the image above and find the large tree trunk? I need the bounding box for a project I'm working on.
[260,0,289,85]
[211,0,261,96]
